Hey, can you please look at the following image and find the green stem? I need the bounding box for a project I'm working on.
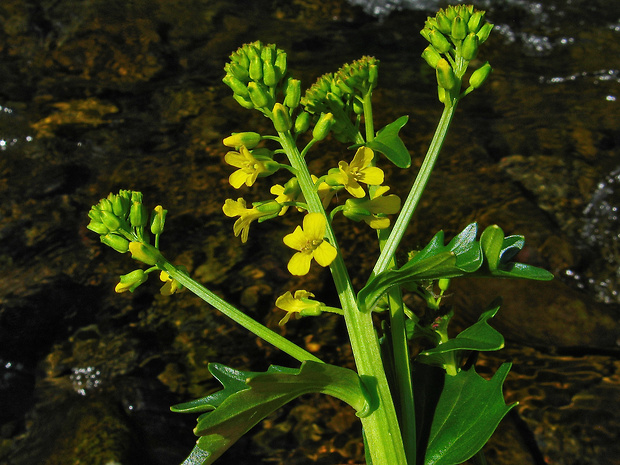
[372,102,457,278]
[162,262,322,364]
[362,92,375,142]
[278,129,407,465]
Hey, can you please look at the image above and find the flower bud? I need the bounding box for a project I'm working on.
[87,221,109,235]
[233,94,255,110]
[225,62,249,82]
[272,103,292,132]
[294,111,311,134]
[223,132,262,149]
[222,74,250,98]
[150,205,167,235]
[476,22,494,43]
[249,55,263,81]
[115,269,148,293]
[451,15,467,40]
[112,194,130,218]
[100,210,122,231]
[99,198,113,212]
[467,11,485,33]
[129,242,164,266]
[436,59,458,90]
[130,201,148,228]
[461,32,479,60]
[435,11,452,35]
[254,200,282,216]
[274,50,287,77]
[429,29,452,54]
[312,112,335,141]
[437,86,448,104]
[438,278,451,292]
[101,234,130,253]
[421,45,442,69]
[247,82,271,109]
[469,62,492,89]
[284,78,301,109]
[262,60,278,87]
[368,64,378,88]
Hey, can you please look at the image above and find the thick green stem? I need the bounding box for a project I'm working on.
[162,262,322,364]
[278,129,407,465]
[372,102,457,278]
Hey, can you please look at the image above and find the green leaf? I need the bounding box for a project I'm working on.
[358,222,553,312]
[358,223,483,312]
[416,300,504,368]
[424,363,516,465]
[172,361,369,465]
[365,115,411,168]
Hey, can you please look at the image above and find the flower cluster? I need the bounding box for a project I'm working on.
[420,4,493,104]
[87,190,183,295]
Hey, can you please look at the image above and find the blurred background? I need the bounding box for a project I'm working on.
[0,0,619,464]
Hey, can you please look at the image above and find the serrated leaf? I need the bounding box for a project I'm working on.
[365,115,411,168]
[173,361,369,465]
[424,363,516,465]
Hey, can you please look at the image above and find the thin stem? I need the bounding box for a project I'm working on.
[278,129,407,465]
[362,92,375,142]
[162,262,322,364]
[372,102,457,278]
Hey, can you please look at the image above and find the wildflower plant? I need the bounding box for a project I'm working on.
[88,6,552,465]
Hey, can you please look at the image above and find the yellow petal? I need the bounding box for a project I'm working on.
[360,166,384,185]
[367,216,391,229]
[229,170,249,189]
[283,225,307,250]
[370,194,401,214]
[345,180,366,198]
[222,198,247,217]
[224,151,246,168]
[303,213,326,241]
[287,252,312,276]
[313,241,337,267]
[350,146,374,169]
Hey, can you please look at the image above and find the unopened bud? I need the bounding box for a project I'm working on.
[100,210,122,231]
[247,82,271,109]
[461,33,479,60]
[272,103,292,132]
[262,60,278,87]
[468,62,492,89]
[249,55,263,81]
[436,59,458,90]
[435,11,452,35]
[115,269,148,293]
[87,221,109,235]
[233,94,255,110]
[468,11,485,33]
[451,16,467,40]
[476,22,494,43]
[150,205,167,235]
[294,111,311,134]
[284,78,301,109]
[422,46,442,68]
[429,29,452,54]
[312,112,335,141]
[274,51,287,77]
[101,234,130,253]
[129,242,164,266]
[223,74,249,98]
[112,194,130,218]
[130,201,148,228]
[223,132,262,149]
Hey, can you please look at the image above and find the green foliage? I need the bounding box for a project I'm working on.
[171,361,370,465]
[364,115,411,168]
[416,363,516,465]
[358,222,553,312]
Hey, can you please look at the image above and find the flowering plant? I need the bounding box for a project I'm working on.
[87,5,552,465]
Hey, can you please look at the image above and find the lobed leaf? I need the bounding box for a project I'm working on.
[171,361,369,465]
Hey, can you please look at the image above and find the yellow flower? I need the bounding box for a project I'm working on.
[225,146,277,189]
[222,198,281,242]
[283,213,337,276]
[343,185,401,229]
[270,177,302,215]
[159,270,185,295]
[313,175,338,208]
[275,290,323,325]
[332,147,384,198]
[115,269,148,293]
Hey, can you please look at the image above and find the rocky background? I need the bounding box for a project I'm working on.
[0,0,619,464]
